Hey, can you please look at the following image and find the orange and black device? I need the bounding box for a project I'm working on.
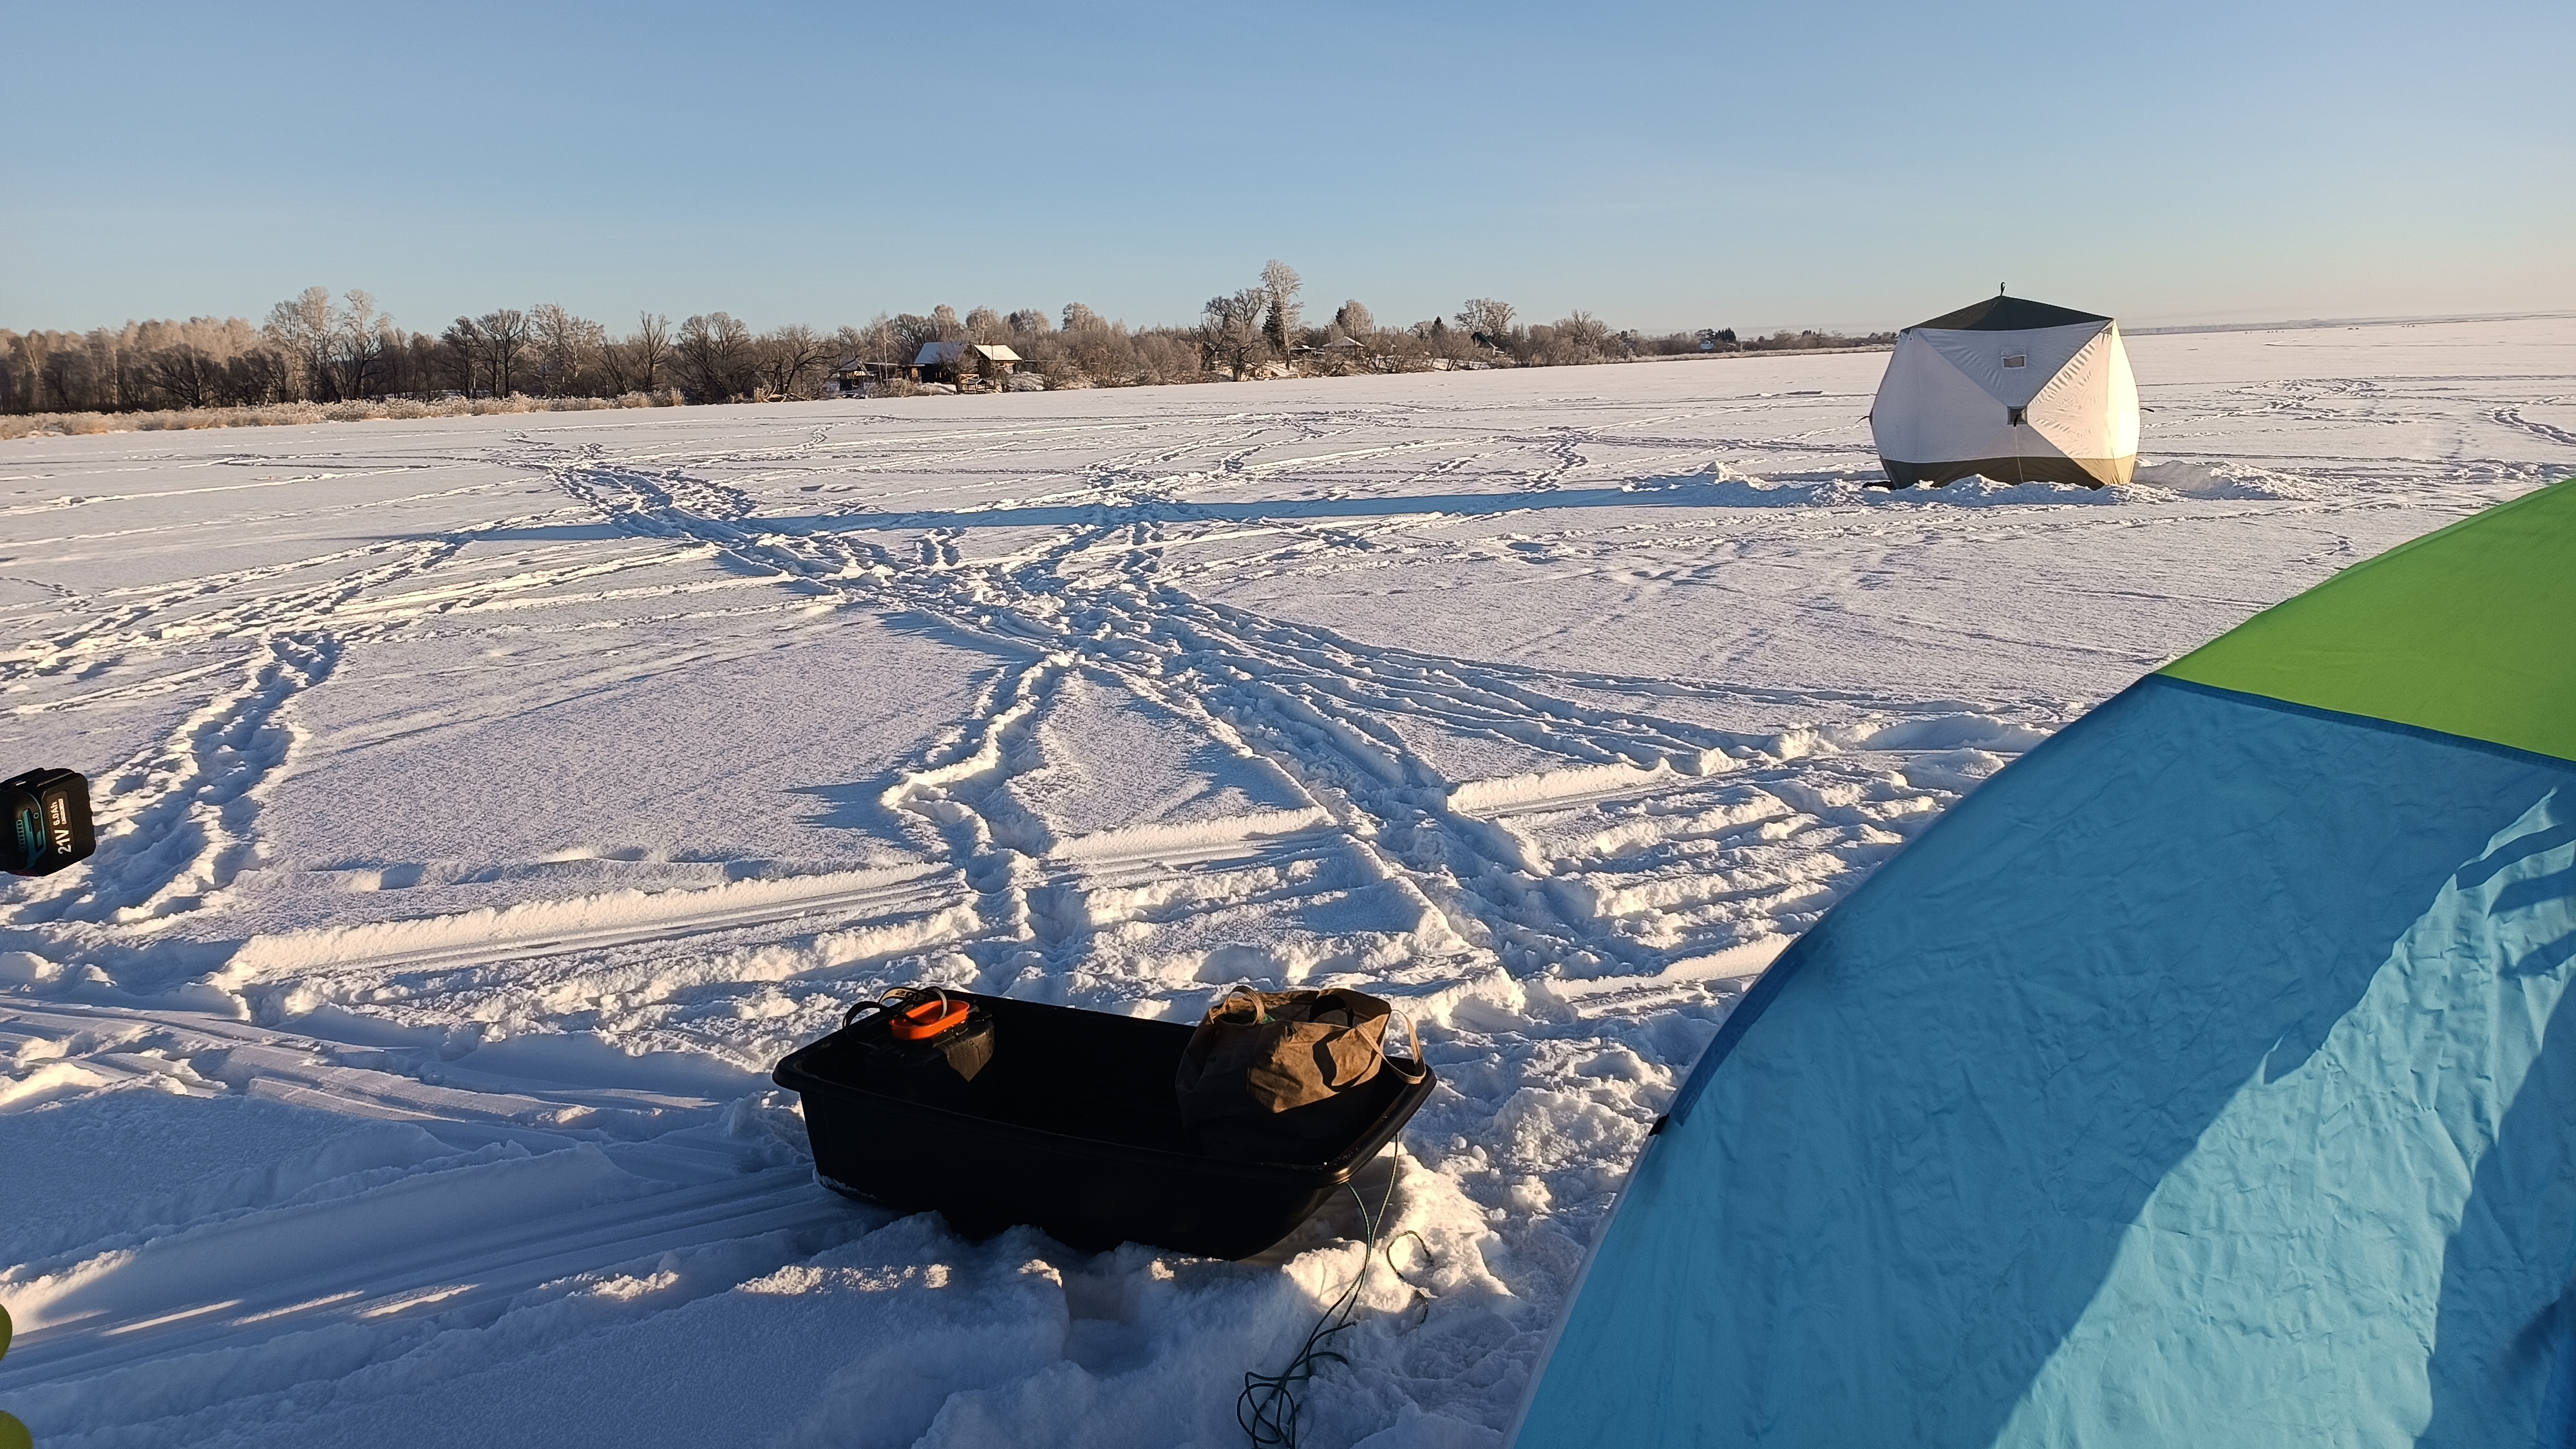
[840,988,997,1101]
[1,768,94,877]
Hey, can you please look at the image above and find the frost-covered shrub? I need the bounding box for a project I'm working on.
[0,390,687,441]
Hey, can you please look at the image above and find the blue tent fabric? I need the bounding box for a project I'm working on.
[1512,676,2576,1447]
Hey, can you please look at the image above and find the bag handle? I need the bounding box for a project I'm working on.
[842,985,954,1032]
[889,989,971,1041]
[1213,986,1270,1027]
[1381,1006,1428,1084]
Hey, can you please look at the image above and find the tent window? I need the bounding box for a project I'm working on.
[2002,353,2027,368]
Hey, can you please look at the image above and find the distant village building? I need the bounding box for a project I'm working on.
[823,357,906,397]
[1316,334,1370,372]
[820,344,1032,397]
[911,342,1021,385]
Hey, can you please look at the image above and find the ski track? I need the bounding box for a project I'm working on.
[3,318,2573,1448]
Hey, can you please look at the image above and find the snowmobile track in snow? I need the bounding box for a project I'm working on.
[6,324,2570,1448]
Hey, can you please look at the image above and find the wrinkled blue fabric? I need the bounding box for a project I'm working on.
[1513,677,2576,1448]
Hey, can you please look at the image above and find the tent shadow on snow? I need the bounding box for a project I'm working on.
[773,474,2119,535]
[783,635,1023,843]
[787,777,918,840]
[400,472,2126,555]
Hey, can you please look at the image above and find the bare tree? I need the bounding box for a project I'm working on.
[1051,303,1135,384]
[1202,289,1269,379]
[1455,298,1517,350]
[1132,332,1200,386]
[841,314,903,373]
[1260,260,1302,359]
[263,287,336,401]
[889,313,947,369]
[463,309,530,395]
[10,333,53,410]
[8,271,1817,421]
[440,317,486,395]
[336,290,393,399]
[599,328,635,393]
[1549,310,1609,363]
[395,333,440,398]
[676,312,753,400]
[605,312,672,393]
[146,345,223,408]
[41,342,81,410]
[753,324,833,399]
[232,345,295,402]
[526,305,606,397]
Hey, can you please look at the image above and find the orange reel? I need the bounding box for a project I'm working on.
[889,991,971,1041]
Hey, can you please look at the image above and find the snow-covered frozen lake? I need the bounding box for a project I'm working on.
[3,315,2571,1448]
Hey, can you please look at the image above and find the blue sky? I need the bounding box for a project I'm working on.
[4,0,2568,336]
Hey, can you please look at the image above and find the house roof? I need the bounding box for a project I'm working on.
[912,341,1023,366]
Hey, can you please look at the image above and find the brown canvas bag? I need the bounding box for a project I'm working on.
[1175,987,1425,1132]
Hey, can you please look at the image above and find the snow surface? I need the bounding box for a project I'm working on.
[0,315,2570,1448]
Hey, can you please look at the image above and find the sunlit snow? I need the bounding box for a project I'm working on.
[1,315,2570,1448]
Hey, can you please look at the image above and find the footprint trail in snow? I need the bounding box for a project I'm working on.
[1,316,2571,1448]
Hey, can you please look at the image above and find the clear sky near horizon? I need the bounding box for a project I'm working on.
[4,0,2568,337]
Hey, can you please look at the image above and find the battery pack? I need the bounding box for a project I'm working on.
[1,769,95,876]
[840,989,998,1103]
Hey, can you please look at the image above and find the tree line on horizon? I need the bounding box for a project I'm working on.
[0,263,1893,417]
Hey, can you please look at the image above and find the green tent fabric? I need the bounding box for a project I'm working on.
[2164,478,2576,762]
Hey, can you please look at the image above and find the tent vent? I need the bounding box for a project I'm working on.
[2007,406,2026,426]
[2003,354,2027,368]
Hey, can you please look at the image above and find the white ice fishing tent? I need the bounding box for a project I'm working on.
[1868,295,2139,489]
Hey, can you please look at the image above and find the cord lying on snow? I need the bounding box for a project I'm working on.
[1237,1153,1435,1449]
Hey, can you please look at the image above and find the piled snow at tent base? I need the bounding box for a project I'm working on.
[0,315,2569,1448]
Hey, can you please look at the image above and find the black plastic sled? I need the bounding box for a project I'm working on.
[772,989,1436,1259]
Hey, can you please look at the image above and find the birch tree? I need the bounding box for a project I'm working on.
[1260,260,1302,357]
[263,287,336,401]
[336,290,392,399]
